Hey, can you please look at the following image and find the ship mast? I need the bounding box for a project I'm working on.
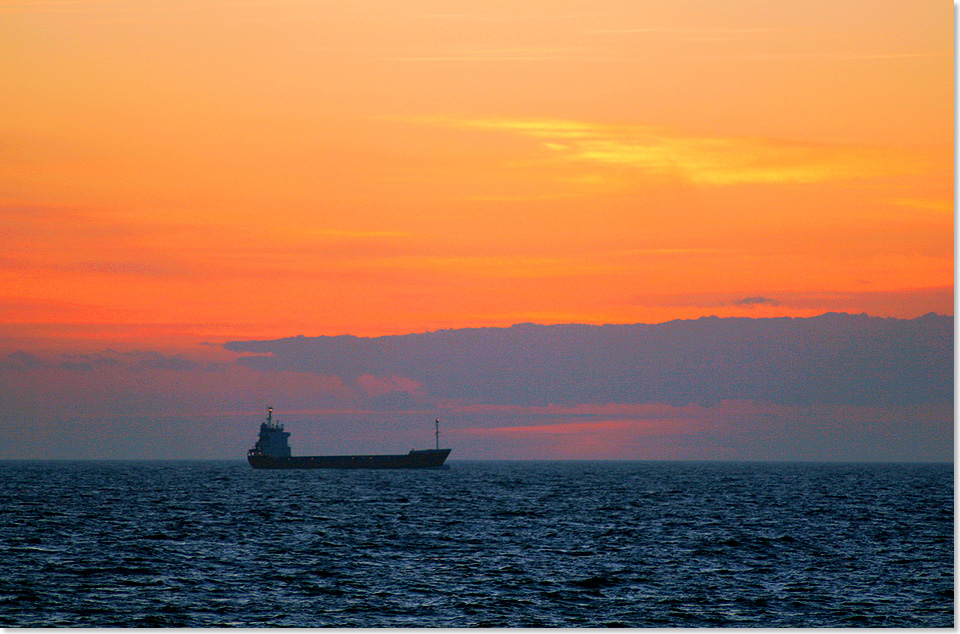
[435,418,440,450]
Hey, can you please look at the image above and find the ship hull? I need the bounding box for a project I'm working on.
[248,448,451,470]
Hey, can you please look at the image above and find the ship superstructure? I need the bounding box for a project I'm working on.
[249,407,291,459]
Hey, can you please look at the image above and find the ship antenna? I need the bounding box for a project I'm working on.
[267,407,273,426]
[435,418,440,450]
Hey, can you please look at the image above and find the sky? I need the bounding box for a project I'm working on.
[0,0,953,461]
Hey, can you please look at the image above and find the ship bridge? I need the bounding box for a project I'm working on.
[248,407,291,459]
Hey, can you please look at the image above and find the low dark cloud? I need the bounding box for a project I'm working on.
[58,353,122,371]
[630,287,952,317]
[0,351,42,371]
[734,296,780,306]
[126,351,208,372]
[2,349,213,373]
[225,312,953,409]
[0,313,951,461]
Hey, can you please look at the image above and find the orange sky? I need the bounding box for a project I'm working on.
[1,0,953,354]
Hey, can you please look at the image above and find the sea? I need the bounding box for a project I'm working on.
[0,460,952,628]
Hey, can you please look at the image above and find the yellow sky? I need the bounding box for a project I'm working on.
[0,0,953,353]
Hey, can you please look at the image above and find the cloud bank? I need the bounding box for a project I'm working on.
[1,313,950,461]
[226,313,951,409]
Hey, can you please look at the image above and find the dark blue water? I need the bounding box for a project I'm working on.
[0,460,952,627]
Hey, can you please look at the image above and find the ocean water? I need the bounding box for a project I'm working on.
[0,460,952,627]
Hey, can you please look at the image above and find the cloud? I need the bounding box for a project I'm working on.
[888,197,953,212]
[455,400,953,461]
[461,418,687,438]
[1,201,204,280]
[357,374,422,397]
[588,27,789,35]
[127,351,208,371]
[2,349,215,372]
[57,352,122,371]
[356,374,433,409]
[630,287,953,318]
[225,313,953,409]
[408,116,925,187]
[705,51,950,62]
[308,229,411,239]
[0,198,416,290]
[387,47,588,62]
[0,351,42,370]
[2,317,952,461]
[734,296,780,306]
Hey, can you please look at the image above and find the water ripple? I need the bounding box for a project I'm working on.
[0,460,952,627]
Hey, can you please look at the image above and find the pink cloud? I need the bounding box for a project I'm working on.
[356,374,423,397]
[450,400,952,461]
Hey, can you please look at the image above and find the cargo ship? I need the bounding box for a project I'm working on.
[247,408,451,469]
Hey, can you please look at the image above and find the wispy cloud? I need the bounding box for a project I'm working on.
[888,197,953,213]
[307,229,411,239]
[349,254,617,279]
[704,51,950,62]
[418,13,598,22]
[0,199,412,282]
[410,116,925,187]
[587,26,792,41]
[386,47,588,62]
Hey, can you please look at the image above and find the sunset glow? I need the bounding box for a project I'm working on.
[2,0,951,354]
[0,0,952,461]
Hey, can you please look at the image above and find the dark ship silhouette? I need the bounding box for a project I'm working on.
[247,408,451,469]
